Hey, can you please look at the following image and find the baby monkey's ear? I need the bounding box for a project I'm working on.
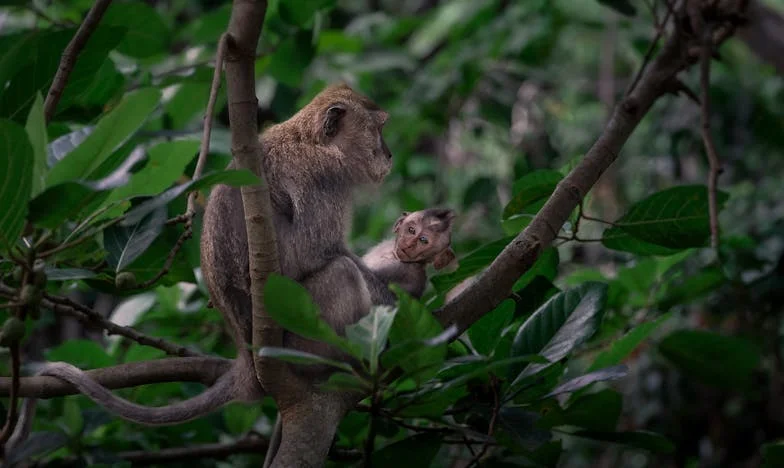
[433,247,457,271]
[393,212,410,232]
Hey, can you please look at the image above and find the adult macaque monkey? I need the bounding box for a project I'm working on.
[7,84,395,449]
[363,208,458,298]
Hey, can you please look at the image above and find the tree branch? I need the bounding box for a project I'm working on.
[119,433,268,464]
[435,1,743,334]
[44,0,113,122]
[0,357,230,398]
[222,0,283,392]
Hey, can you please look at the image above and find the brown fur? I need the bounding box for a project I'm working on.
[362,209,457,298]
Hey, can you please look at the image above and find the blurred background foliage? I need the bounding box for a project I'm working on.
[1,0,784,466]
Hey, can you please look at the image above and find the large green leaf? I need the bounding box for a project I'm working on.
[502,170,562,219]
[762,441,784,468]
[539,389,622,432]
[468,299,514,356]
[104,206,167,273]
[278,0,336,27]
[28,148,146,228]
[0,119,33,249]
[387,287,449,380]
[587,313,672,372]
[658,329,761,390]
[605,185,729,250]
[258,347,354,373]
[269,31,316,87]
[46,88,161,186]
[107,139,199,203]
[511,282,608,384]
[121,169,259,226]
[0,27,124,121]
[101,1,170,58]
[263,274,359,357]
[344,305,397,374]
[601,226,683,256]
[543,365,627,399]
[24,93,47,198]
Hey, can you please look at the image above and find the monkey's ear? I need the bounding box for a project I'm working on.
[429,209,456,231]
[393,212,409,232]
[323,104,347,138]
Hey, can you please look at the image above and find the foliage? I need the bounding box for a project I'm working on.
[0,0,783,466]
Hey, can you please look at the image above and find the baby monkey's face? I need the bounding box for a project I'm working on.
[393,209,455,265]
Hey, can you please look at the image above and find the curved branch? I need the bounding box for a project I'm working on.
[0,357,231,398]
[435,3,744,334]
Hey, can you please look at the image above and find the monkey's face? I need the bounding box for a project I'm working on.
[393,209,455,264]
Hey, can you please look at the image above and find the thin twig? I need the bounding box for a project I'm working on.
[132,219,194,290]
[626,6,674,96]
[38,217,123,258]
[698,34,722,249]
[41,292,202,357]
[44,0,113,122]
[187,33,229,216]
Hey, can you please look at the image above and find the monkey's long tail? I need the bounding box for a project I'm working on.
[38,362,235,425]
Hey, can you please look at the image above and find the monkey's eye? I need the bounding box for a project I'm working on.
[419,236,428,244]
[408,226,415,235]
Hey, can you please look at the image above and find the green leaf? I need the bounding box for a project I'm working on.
[102,1,170,58]
[606,185,729,250]
[45,340,113,368]
[601,226,683,255]
[121,169,259,226]
[512,247,559,292]
[571,430,675,453]
[344,305,397,374]
[258,347,353,373]
[0,119,32,249]
[24,93,47,197]
[659,330,761,390]
[0,27,124,120]
[28,148,146,228]
[278,0,336,27]
[387,287,448,381]
[319,371,372,392]
[223,403,262,435]
[596,0,637,16]
[587,313,672,372]
[105,207,167,273]
[371,433,442,468]
[109,139,199,203]
[44,268,97,281]
[380,325,458,371]
[539,389,622,432]
[503,170,563,219]
[511,282,608,384]
[438,355,547,391]
[468,299,514,356]
[431,236,514,293]
[46,88,161,187]
[762,441,784,468]
[263,274,358,357]
[657,267,726,310]
[269,32,316,87]
[543,365,627,398]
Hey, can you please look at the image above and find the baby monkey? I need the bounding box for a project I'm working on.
[363,208,457,298]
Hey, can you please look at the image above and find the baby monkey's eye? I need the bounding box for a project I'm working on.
[408,226,415,234]
[419,236,428,244]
